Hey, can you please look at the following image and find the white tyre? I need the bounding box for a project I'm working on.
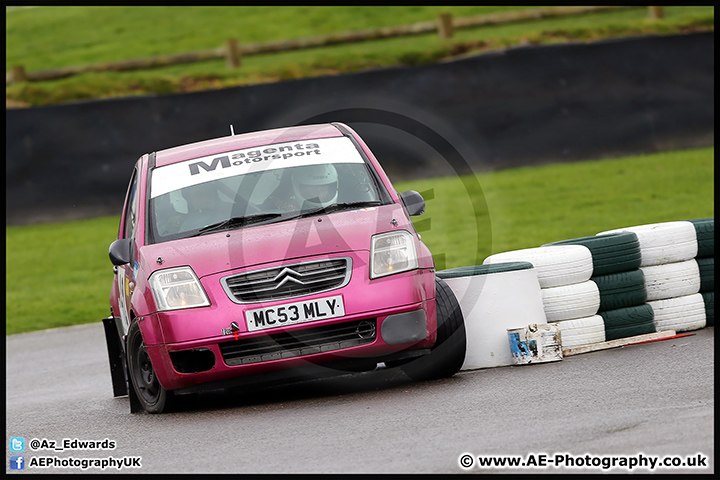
[640,259,700,301]
[541,280,600,322]
[483,245,593,288]
[598,221,697,267]
[556,315,605,348]
[648,293,706,332]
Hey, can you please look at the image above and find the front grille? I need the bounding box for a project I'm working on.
[221,258,351,303]
[219,319,376,366]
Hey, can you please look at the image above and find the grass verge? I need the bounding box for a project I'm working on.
[6,6,714,106]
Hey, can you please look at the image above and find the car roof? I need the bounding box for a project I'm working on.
[153,123,346,168]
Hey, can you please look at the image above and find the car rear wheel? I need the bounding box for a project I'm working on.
[127,321,175,414]
[399,277,466,381]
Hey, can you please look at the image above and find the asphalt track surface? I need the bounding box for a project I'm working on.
[6,323,714,474]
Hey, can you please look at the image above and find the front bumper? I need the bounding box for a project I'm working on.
[143,300,436,392]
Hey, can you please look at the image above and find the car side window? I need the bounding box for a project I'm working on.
[121,168,139,240]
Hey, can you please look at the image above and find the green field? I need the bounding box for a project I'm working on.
[6,147,713,335]
[6,6,714,106]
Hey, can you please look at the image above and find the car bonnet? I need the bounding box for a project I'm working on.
[138,203,412,279]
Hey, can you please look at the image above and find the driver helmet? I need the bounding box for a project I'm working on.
[292,164,338,209]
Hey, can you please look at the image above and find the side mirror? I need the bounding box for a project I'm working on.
[399,190,425,216]
[108,238,132,266]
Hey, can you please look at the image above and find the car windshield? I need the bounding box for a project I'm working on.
[147,136,388,243]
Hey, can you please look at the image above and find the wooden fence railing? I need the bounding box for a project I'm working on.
[6,6,661,85]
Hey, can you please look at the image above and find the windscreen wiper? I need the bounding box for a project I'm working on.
[292,201,384,220]
[195,213,284,235]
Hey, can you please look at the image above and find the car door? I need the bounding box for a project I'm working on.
[114,165,140,336]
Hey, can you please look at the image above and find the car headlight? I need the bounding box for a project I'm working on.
[370,230,419,279]
[149,266,210,311]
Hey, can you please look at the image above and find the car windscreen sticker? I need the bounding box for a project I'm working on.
[151,136,364,198]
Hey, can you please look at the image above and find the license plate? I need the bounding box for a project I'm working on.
[245,295,345,332]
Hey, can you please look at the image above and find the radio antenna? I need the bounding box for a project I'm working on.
[230,124,235,136]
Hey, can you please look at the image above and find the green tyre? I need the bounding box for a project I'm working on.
[688,217,714,258]
[599,304,656,341]
[591,269,647,311]
[702,291,714,327]
[696,257,714,293]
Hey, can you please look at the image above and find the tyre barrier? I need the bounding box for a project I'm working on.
[687,217,714,326]
[545,232,641,276]
[593,219,711,341]
[688,217,714,258]
[591,269,647,311]
[554,315,605,349]
[436,262,547,370]
[543,232,646,345]
[647,293,707,333]
[640,259,701,301]
[452,219,712,365]
[598,221,698,267]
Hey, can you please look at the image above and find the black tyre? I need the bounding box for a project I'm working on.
[688,217,714,258]
[546,232,641,276]
[400,277,466,381]
[600,304,655,341]
[126,321,175,414]
[591,269,647,311]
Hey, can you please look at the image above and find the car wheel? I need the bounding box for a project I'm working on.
[400,277,466,381]
[126,321,175,414]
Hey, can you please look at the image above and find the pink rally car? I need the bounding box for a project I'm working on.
[103,122,466,413]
